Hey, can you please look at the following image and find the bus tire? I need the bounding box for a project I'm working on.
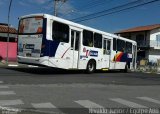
[86,60,96,74]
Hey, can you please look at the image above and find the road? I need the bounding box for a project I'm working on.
[0,67,160,114]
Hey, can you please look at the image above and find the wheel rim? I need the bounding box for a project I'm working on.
[88,63,94,71]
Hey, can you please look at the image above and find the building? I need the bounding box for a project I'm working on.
[0,23,17,62]
[116,24,160,64]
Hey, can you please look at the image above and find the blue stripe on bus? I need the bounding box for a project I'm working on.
[43,40,60,57]
[41,18,47,57]
[120,53,128,62]
[120,53,132,62]
[41,18,60,57]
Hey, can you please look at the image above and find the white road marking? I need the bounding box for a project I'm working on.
[0,86,9,89]
[8,64,18,67]
[28,65,38,68]
[31,102,56,108]
[75,100,104,108]
[0,99,24,106]
[0,106,21,112]
[0,91,16,95]
[0,81,3,84]
[110,98,147,108]
[137,97,160,104]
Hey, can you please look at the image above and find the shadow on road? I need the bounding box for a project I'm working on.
[2,67,160,86]
[5,67,121,75]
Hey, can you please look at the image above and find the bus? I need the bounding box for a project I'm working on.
[17,14,137,73]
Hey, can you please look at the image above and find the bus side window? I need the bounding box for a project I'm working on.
[107,40,111,54]
[71,31,74,48]
[126,42,132,54]
[94,33,102,48]
[117,39,125,52]
[83,30,93,47]
[75,32,80,51]
[52,21,69,43]
[103,40,106,54]
[113,38,117,51]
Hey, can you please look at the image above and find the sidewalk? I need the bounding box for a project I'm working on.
[0,60,38,68]
[136,65,160,74]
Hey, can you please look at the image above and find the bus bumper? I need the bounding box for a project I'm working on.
[17,56,49,66]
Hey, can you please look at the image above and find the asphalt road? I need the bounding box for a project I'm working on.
[0,67,160,114]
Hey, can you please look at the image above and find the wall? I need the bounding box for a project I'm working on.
[148,50,160,63]
[148,28,160,63]
[150,28,160,48]
[0,42,17,61]
[128,32,150,59]
[119,31,150,45]
[118,28,160,63]
[129,31,150,41]
[150,28,160,40]
[119,31,150,60]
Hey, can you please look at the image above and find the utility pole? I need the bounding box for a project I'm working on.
[6,0,13,64]
[54,0,67,16]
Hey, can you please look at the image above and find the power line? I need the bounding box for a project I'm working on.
[81,0,106,10]
[84,0,113,10]
[79,0,101,8]
[54,0,67,16]
[44,0,53,7]
[71,0,160,22]
[63,0,110,16]
[71,0,142,21]
[74,0,160,22]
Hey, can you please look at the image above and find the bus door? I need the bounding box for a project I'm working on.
[102,38,111,68]
[71,30,80,68]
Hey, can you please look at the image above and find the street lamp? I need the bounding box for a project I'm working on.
[6,0,13,64]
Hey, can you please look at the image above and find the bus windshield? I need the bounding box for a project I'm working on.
[18,16,43,34]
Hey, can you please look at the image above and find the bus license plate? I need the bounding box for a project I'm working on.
[26,53,31,57]
[25,44,35,49]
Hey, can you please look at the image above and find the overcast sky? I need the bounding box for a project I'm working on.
[0,0,160,33]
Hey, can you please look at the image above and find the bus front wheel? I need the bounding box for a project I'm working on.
[86,60,96,74]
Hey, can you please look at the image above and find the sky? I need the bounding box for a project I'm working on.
[0,0,160,33]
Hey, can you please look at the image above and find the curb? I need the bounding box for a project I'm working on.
[7,64,39,68]
[136,70,160,75]
[0,63,39,68]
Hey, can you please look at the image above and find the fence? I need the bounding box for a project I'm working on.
[137,59,160,73]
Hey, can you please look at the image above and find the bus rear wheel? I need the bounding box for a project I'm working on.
[86,60,96,73]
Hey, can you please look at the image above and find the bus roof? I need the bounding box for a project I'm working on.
[19,13,136,44]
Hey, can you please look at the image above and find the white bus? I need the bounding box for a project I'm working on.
[17,14,137,73]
